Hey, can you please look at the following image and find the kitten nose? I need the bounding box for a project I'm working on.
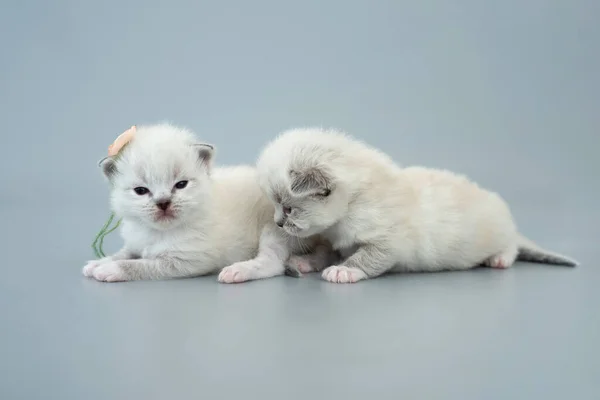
[156,201,171,211]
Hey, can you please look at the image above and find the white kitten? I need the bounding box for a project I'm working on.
[256,127,579,284]
[82,123,323,283]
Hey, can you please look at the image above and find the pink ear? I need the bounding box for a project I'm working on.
[108,125,136,156]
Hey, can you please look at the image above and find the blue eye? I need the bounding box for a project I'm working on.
[174,180,188,189]
[134,187,149,195]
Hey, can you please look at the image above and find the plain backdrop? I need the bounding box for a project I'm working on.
[1,1,598,399]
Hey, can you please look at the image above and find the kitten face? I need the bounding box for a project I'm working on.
[265,167,348,238]
[110,166,207,230]
[99,124,214,230]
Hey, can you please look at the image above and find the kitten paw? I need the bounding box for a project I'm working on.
[287,255,316,274]
[82,260,101,277]
[486,256,510,269]
[218,261,258,284]
[485,253,516,269]
[322,265,367,284]
[91,262,128,282]
[485,246,517,269]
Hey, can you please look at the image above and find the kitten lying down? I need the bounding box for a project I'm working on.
[242,127,578,284]
[82,123,324,282]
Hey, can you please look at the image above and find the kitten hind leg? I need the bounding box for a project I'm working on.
[286,242,341,275]
[286,256,315,274]
[485,244,518,269]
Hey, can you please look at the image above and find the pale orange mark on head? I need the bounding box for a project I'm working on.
[108,125,136,157]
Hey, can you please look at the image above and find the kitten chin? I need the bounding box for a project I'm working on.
[255,127,578,284]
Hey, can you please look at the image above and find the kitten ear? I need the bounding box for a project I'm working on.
[289,167,333,195]
[98,157,118,180]
[193,143,214,167]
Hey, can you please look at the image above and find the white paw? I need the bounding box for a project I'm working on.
[82,260,101,277]
[321,265,367,284]
[218,261,259,284]
[287,255,316,274]
[485,255,513,269]
[91,262,128,282]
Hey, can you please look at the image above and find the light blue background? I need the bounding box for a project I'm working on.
[1,1,598,399]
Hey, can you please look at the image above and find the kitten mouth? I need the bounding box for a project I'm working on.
[155,210,177,222]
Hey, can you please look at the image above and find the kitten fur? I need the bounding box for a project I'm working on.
[255,127,579,284]
[82,123,325,283]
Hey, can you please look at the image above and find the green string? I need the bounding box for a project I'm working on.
[92,213,114,257]
[92,212,122,258]
[92,135,131,258]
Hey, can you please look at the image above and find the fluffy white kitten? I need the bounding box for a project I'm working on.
[82,123,322,283]
[255,127,578,284]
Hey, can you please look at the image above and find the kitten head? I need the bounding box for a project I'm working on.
[267,166,349,238]
[99,123,214,230]
[257,128,353,238]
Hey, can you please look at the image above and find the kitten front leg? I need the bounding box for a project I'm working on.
[218,224,289,284]
[90,257,201,282]
[82,247,137,277]
[322,244,395,284]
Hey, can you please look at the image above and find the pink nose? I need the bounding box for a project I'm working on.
[156,201,171,211]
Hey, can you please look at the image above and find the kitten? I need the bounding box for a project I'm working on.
[255,127,579,284]
[82,123,324,283]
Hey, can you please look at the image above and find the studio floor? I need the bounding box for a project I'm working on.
[1,203,598,399]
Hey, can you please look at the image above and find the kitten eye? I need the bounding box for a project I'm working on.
[317,189,331,197]
[134,187,149,195]
[174,180,188,189]
[283,206,292,215]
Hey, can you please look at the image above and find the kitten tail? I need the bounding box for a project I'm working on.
[516,233,579,266]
